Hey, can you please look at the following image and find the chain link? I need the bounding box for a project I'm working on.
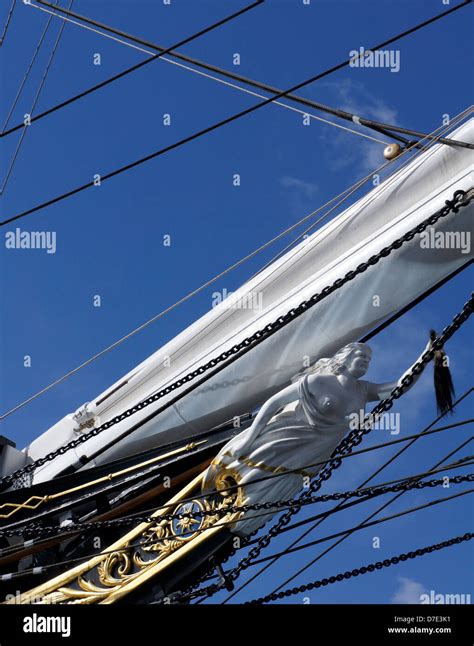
[247,532,474,604]
[1,189,471,603]
[4,472,471,541]
[178,286,474,601]
[2,189,471,488]
[162,472,474,602]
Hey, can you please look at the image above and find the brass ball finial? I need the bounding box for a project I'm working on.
[383,143,402,160]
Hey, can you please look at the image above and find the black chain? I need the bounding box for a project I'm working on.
[247,532,474,604]
[2,189,471,488]
[165,471,474,602]
[176,291,474,602]
[4,472,471,541]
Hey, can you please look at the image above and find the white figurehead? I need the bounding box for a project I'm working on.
[203,341,427,535]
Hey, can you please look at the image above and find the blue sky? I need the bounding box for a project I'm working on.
[0,0,473,604]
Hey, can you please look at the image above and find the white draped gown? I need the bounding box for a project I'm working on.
[203,374,369,535]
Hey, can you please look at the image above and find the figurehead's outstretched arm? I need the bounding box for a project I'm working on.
[365,338,432,402]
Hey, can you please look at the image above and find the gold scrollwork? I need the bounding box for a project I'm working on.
[7,470,244,605]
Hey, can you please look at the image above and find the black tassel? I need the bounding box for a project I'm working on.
[430,330,455,416]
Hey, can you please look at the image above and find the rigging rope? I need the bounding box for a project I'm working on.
[246,533,474,604]
[248,107,472,281]
[58,197,474,472]
[262,458,474,543]
[0,0,16,47]
[1,1,471,605]
[180,488,473,600]
[19,0,473,150]
[222,391,474,601]
[0,152,399,419]
[258,436,474,599]
[0,189,472,488]
[4,403,469,596]
[3,472,470,588]
[0,0,263,139]
[0,0,73,195]
[4,5,474,227]
[1,470,471,581]
[0,112,446,422]
[1,0,58,133]
[1,416,471,529]
[184,434,474,601]
[1,106,469,421]
[23,1,391,146]
[193,295,474,602]
[249,488,474,567]
[3,460,470,541]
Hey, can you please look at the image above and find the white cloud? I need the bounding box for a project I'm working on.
[312,78,400,175]
[279,176,319,199]
[391,576,428,604]
[322,78,398,126]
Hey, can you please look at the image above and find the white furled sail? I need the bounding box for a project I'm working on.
[20,119,474,484]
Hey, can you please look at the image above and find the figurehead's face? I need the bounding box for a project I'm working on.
[347,347,372,378]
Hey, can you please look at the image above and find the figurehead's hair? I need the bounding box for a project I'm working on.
[292,342,372,382]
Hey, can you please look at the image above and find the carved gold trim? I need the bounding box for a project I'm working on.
[0,495,48,519]
[212,450,315,479]
[6,468,242,605]
[0,441,206,520]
